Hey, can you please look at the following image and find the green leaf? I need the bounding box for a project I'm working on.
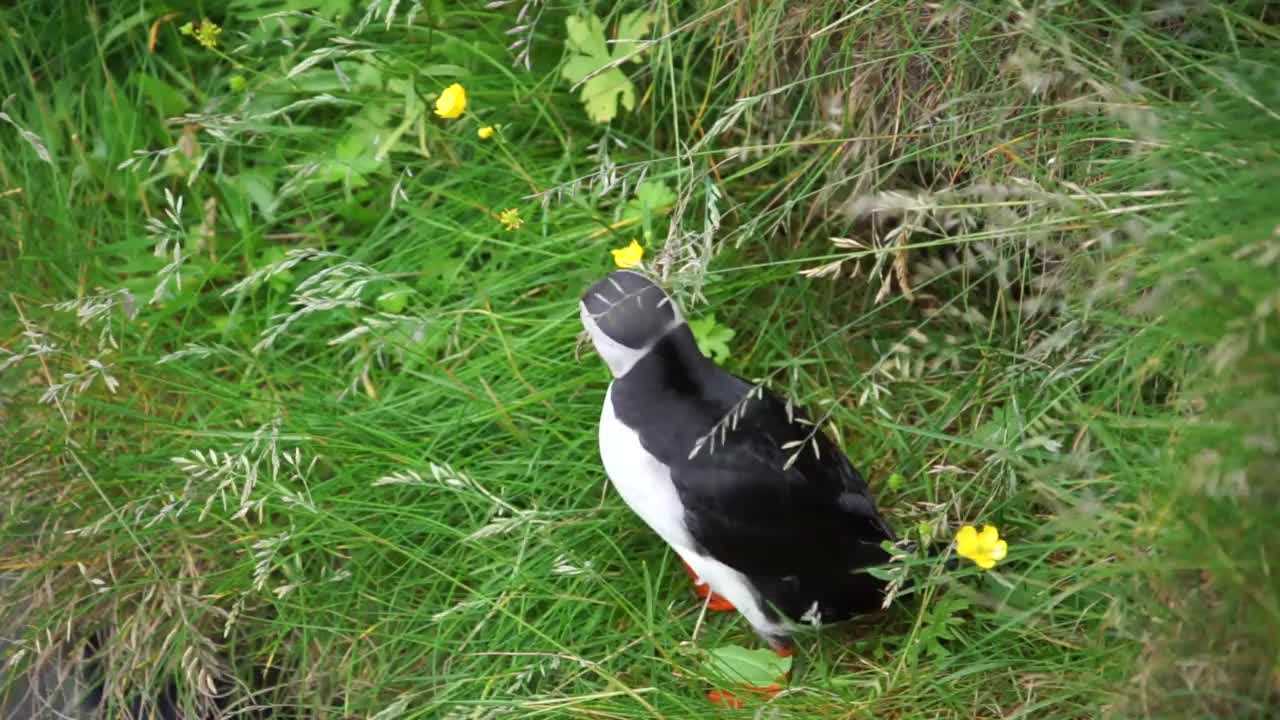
[911,595,972,662]
[621,179,676,221]
[315,106,390,190]
[614,10,656,62]
[620,180,676,241]
[560,55,604,86]
[635,179,675,210]
[561,12,656,124]
[376,287,412,314]
[689,314,736,363]
[578,69,635,124]
[319,130,381,188]
[704,645,791,688]
[565,14,609,61]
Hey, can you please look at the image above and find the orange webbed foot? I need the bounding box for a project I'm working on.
[706,683,782,708]
[682,560,736,612]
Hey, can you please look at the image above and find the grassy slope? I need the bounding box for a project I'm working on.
[2,1,1277,718]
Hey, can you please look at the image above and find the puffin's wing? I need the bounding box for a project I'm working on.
[669,389,893,578]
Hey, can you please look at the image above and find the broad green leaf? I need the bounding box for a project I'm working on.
[622,179,676,221]
[704,645,791,688]
[565,15,609,61]
[579,69,635,124]
[614,10,656,62]
[561,12,657,124]
[317,128,382,187]
[315,106,390,189]
[560,55,604,86]
[376,287,412,313]
[690,314,736,363]
[620,180,677,242]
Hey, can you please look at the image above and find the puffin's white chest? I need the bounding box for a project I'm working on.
[596,384,792,640]
[598,385,696,552]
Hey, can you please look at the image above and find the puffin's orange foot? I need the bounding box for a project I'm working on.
[682,560,735,612]
[706,684,782,708]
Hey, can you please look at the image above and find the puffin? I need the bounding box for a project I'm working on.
[579,269,896,654]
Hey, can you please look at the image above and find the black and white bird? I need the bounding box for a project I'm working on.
[580,270,896,653]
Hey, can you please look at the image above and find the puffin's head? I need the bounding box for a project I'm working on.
[580,270,685,377]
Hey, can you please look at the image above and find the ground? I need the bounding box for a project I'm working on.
[1,1,1278,718]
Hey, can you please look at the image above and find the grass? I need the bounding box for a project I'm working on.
[1,1,1277,718]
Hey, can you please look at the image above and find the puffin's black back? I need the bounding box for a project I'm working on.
[581,270,679,349]
[610,334,896,625]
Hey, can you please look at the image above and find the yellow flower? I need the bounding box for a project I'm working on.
[477,126,495,139]
[193,20,222,49]
[955,525,1007,570]
[611,240,644,269]
[498,208,522,231]
[435,83,467,119]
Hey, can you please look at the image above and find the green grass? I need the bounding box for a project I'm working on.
[2,1,1277,718]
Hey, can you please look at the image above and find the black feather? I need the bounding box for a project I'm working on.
[610,324,896,624]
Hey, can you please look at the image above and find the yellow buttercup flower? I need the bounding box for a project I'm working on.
[955,524,1007,570]
[435,83,467,119]
[477,126,495,139]
[498,208,522,231]
[611,240,644,269]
